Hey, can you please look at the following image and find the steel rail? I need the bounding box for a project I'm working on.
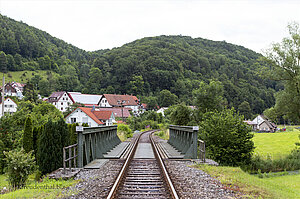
[106,130,150,199]
[150,133,180,199]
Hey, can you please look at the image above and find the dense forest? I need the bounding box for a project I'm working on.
[0,14,278,118]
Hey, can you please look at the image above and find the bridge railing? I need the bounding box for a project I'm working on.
[168,125,199,159]
[77,125,120,168]
[63,143,77,174]
[198,139,205,163]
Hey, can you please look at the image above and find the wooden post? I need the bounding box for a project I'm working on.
[63,147,66,174]
[69,147,71,171]
[73,146,76,168]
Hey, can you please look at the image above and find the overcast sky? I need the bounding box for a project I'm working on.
[0,0,300,53]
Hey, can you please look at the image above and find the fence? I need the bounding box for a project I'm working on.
[168,125,199,159]
[198,139,205,162]
[63,143,77,174]
[77,125,119,168]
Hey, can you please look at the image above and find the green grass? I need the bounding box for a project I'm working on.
[0,174,77,198]
[0,174,8,188]
[194,164,300,199]
[155,129,169,140]
[0,70,57,83]
[252,130,300,159]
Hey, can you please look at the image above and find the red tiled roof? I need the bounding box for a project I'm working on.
[78,107,104,125]
[93,110,113,120]
[141,103,147,109]
[98,107,131,118]
[103,94,138,106]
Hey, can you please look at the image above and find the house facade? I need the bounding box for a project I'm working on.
[251,115,277,132]
[48,91,73,112]
[0,82,25,99]
[99,94,140,115]
[0,98,18,117]
[65,107,115,127]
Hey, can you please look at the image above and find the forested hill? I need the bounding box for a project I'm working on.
[0,14,277,117]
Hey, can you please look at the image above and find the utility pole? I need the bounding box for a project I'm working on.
[2,74,4,117]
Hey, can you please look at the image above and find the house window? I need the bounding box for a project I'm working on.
[82,117,88,123]
[61,107,63,111]
[4,105,7,107]
[71,118,76,123]
[66,98,68,100]
[61,102,63,105]
[67,102,70,105]
[62,98,65,100]
[9,105,13,108]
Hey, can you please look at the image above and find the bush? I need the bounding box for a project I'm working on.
[200,108,254,166]
[0,140,5,174]
[4,148,35,188]
[117,124,132,138]
[243,150,300,173]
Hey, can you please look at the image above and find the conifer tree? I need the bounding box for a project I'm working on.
[37,118,70,174]
[23,115,33,153]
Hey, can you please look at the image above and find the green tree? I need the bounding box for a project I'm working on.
[0,51,7,73]
[144,96,158,110]
[158,90,178,107]
[264,22,300,122]
[200,108,254,166]
[170,104,192,125]
[86,67,103,94]
[193,81,225,113]
[129,75,144,95]
[23,83,38,103]
[238,101,252,120]
[23,115,33,153]
[37,118,70,174]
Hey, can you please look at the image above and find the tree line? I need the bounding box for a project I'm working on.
[0,13,277,119]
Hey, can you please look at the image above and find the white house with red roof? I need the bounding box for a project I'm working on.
[0,97,18,117]
[99,94,140,115]
[65,107,115,127]
[47,91,73,112]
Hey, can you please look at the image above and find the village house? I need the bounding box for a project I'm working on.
[65,107,115,127]
[99,94,140,115]
[0,82,25,99]
[68,92,102,107]
[248,114,277,133]
[0,97,18,117]
[98,107,131,120]
[47,91,73,112]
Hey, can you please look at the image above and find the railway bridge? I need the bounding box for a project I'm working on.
[61,125,207,198]
[71,125,203,169]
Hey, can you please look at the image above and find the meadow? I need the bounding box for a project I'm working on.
[0,174,76,198]
[252,126,300,159]
[194,126,300,198]
[0,70,57,83]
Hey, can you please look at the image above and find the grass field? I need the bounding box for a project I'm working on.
[0,174,77,198]
[0,70,57,83]
[252,128,300,159]
[195,164,300,199]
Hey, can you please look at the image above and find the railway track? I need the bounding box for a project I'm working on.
[106,130,179,199]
